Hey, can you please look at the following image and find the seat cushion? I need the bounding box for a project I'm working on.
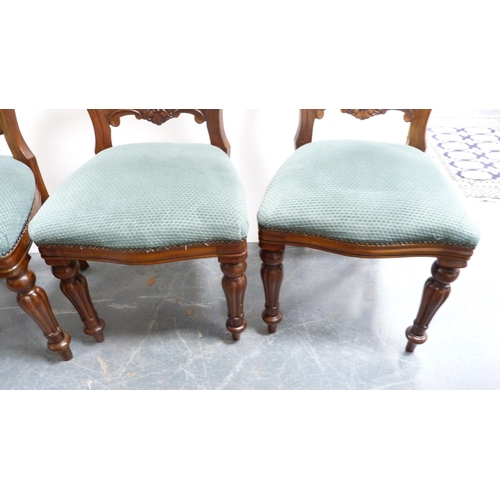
[258,140,480,247]
[0,156,36,256]
[30,143,248,251]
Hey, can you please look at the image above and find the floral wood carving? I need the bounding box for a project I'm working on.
[341,109,415,122]
[108,109,206,127]
[341,109,388,120]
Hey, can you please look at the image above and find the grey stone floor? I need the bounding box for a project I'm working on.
[1,199,499,390]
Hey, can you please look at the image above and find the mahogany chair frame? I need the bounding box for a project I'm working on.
[36,109,247,343]
[0,109,72,360]
[259,109,475,352]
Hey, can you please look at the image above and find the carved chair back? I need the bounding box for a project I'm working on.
[88,109,230,155]
[294,109,432,152]
[0,109,49,202]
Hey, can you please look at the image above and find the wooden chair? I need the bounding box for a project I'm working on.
[0,109,72,360]
[258,109,480,352]
[29,109,248,344]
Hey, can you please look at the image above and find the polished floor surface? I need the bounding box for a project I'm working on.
[1,198,498,390]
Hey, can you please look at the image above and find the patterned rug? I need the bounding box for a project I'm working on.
[426,116,500,201]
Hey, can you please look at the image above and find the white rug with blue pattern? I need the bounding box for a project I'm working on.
[426,116,500,201]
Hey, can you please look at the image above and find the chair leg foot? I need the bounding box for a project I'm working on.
[5,257,73,361]
[86,323,105,343]
[405,258,463,352]
[405,341,416,353]
[404,329,426,353]
[219,254,247,340]
[260,246,285,334]
[47,331,73,360]
[50,259,106,343]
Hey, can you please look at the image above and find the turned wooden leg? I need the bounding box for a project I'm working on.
[260,246,285,334]
[49,259,105,342]
[405,258,464,352]
[79,260,90,271]
[219,255,247,341]
[5,255,72,361]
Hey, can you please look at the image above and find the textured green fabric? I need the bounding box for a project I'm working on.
[0,156,36,256]
[30,143,248,250]
[258,140,480,247]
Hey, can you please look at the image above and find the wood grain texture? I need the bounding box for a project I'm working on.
[49,259,105,343]
[2,235,73,361]
[259,228,474,262]
[405,259,463,352]
[259,246,285,333]
[219,250,248,341]
[0,109,49,201]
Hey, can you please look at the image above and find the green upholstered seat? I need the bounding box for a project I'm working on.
[30,142,248,251]
[258,140,480,247]
[0,156,36,256]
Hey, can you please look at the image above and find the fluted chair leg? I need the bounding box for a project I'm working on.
[405,258,465,352]
[48,259,105,343]
[219,254,247,341]
[5,255,72,361]
[259,245,285,333]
